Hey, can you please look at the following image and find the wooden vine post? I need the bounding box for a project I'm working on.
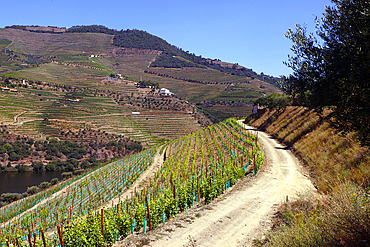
[57,225,64,247]
[145,195,152,231]
[27,229,32,247]
[254,154,256,175]
[41,229,47,247]
[15,237,20,247]
[101,208,104,238]
[33,232,37,247]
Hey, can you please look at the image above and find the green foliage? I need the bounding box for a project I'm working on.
[38,181,51,190]
[0,40,11,45]
[26,186,40,195]
[66,25,116,35]
[0,193,21,204]
[15,164,28,172]
[254,93,291,111]
[164,188,177,219]
[50,178,59,185]
[281,0,370,145]
[151,52,201,68]
[32,161,44,171]
[114,210,132,238]
[63,212,106,246]
[138,79,159,89]
[113,29,172,51]
[45,162,56,171]
[61,172,73,179]
[133,202,145,231]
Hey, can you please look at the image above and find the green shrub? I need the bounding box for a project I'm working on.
[27,186,40,195]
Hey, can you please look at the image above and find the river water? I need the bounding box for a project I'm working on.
[0,171,63,194]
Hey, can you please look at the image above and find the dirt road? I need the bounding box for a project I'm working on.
[131,123,316,247]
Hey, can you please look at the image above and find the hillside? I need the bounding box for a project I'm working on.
[245,107,370,246]
[0,118,265,246]
[0,25,281,124]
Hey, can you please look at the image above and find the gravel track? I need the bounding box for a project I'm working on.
[127,122,317,247]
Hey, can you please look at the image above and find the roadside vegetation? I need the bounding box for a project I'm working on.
[249,1,370,244]
[246,107,370,246]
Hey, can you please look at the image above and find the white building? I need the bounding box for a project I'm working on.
[159,88,173,96]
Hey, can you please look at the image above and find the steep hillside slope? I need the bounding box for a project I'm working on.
[0,25,281,123]
[245,106,370,192]
[245,107,370,246]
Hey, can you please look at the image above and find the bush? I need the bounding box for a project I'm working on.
[80,159,90,169]
[15,164,28,172]
[38,181,51,190]
[61,172,73,179]
[73,169,84,175]
[27,186,40,195]
[9,152,20,161]
[0,193,21,204]
[50,178,59,185]
[45,163,56,171]
[32,161,44,171]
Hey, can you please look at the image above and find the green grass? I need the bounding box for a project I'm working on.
[148,67,248,83]
[0,40,11,45]
[2,63,111,86]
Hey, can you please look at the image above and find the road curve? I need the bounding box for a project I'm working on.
[145,122,316,247]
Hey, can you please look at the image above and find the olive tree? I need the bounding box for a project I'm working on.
[281,0,370,145]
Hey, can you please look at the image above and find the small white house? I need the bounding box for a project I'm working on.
[159,88,173,96]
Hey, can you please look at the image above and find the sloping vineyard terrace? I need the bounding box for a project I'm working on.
[0,148,156,246]
[0,119,263,246]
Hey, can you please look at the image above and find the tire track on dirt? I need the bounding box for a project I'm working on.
[138,122,316,247]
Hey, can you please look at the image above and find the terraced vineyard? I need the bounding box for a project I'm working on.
[0,118,263,246]
[69,112,202,146]
[0,148,156,246]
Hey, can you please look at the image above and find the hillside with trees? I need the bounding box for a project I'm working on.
[0,25,281,124]
[281,0,370,146]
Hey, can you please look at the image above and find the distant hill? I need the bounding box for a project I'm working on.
[0,25,281,123]
[27,25,280,87]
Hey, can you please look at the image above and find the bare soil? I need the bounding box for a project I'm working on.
[114,122,316,247]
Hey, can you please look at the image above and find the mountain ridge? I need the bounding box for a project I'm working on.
[3,25,281,87]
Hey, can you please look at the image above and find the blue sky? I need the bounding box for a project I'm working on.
[1,0,332,77]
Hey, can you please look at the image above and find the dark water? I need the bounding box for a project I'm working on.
[0,171,63,194]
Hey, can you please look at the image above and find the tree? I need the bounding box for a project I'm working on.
[45,162,55,171]
[254,93,291,111]
[27,186,40,195]
[32,161,44,171]
[38,181,51,190]
[281,0,370,145]
[50,178,59,185]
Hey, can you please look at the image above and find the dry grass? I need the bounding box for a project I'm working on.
[264,182,370,247]
[247,107,370,246]
[0,29,114,55]
[246,106,370,193]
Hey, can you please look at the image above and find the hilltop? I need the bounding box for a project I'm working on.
[0,25,280,123]
[0,24,280,173]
